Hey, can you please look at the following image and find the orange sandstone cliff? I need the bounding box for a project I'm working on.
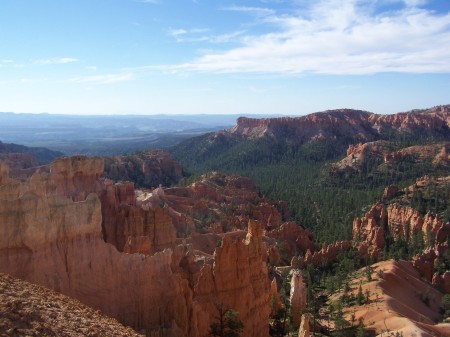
[0,156,271,337]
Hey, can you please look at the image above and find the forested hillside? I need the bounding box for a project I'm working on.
[171,106,450,243]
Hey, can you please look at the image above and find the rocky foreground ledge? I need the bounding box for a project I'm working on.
[0,272,144,337]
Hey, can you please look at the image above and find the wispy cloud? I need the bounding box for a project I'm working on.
[223,6,276,16]
[35,57,78,65]
[69,73,134,84]
[168,27,244,43]
[168,0,450,75]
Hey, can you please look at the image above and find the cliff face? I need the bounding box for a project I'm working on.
[353,195,450,290]
[192,220,271,337]
[353,200,447,249]
[228,106,450,143]
[100,180,176,255]
[104,149,183,188]
[332,141,449,173]
[0,157,271,337]
[291,241,353,269]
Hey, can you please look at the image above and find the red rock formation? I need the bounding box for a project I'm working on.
[141,172,290,237]
[353,202,445,251]
[267,222,316,261]
[100,180,176,255]
[333,141,449,173]
[0,152,39,171]
[298,314,311,337]
[0,161,8,185]
[295,241,354,268]
[0,158,271,337]
[269,278,283,316]
[432,271,450,293]
[290,270,307,327]
[191,220,270,337]
[104,149,183,188]
[51,155,104,201]
[382,185,399,201]
[412,248,437,281]
[354,190,450,285]
[228,106,450,143]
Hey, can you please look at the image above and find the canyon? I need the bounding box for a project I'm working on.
[0,156,271,337]
[0,104,449,336]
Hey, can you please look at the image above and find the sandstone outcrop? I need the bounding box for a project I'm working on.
[104,149,183,188]
[0,157,271,337]
[291,241,353,269]
[353,181,450,286]
[432,271,450,293]
[100,180,177,255]
[353,202,445,250]
[191,220,271,337]
[0,152,39,170]
[137,172,314,265]
[269,278,283,316]
[266,222,316,262]
[332,141,449,174]
[298,314,311,337]
[228,106,450,143]
[290,269,307,328]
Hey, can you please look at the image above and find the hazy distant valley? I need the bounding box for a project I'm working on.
[0,113,277,156]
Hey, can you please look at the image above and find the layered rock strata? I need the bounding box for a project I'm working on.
[104,149,183,188]
[353,199,450,291]
[0,156,271,337]
[228,106,450,143]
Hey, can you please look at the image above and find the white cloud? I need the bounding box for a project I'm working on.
[223,6,276,17]
[168,28,188,37]
[169,0,450,75]
[168,28,209,37]
[35,57,78,65]
[168,27,245,44]
[69,73,134,84]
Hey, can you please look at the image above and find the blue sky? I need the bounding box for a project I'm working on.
[1,0,449,115]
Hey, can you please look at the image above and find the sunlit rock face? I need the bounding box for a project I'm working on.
[353,196,450,289]
[0,156,271,337]
[229,106,450,143]
[104,149,183,188]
